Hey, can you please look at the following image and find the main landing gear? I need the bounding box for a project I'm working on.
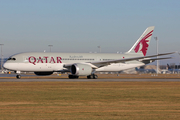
[68,74,98,79]
[68,75,79,79]
[87,74,98,79]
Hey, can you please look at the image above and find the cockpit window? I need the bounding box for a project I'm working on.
[8,58,16,60]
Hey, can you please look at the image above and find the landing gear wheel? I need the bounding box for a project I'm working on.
[68,75,79,79]
[16,75,21,79]
[87,74,98,79]
[87,75,93,79]
[93,75,98,79]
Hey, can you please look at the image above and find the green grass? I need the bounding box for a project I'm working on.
[0,82,180,120]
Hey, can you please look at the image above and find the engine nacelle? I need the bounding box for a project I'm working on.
[34,72,53,76]
[71,63,92,76]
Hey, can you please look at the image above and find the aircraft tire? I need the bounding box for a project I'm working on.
[87,75,93,79]
[93,75,98,79]
[16,75,21,79]
[87,75,98,79]
[68,75,79,79]
[87,75,90,79]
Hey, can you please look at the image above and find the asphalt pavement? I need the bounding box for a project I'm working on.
[1,73,180,82]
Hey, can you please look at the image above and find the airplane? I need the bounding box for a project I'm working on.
[161,64,180,74]
[135,66,157,74]
[3,26,174,79]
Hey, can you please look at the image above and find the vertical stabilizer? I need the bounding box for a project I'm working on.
[126,26,155,56]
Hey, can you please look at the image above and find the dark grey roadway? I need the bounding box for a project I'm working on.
[1,74,180,82]
[1,78,180,82]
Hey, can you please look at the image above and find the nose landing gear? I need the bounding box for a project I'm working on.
[15,71,21,79]
[16,74,21,79]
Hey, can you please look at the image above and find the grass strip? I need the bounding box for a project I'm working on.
[0,82,180,120]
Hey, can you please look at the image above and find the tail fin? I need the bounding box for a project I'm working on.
[167,64,171,70]
[126,26,155,56]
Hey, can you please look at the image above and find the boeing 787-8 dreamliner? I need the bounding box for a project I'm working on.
[3,26,174,79]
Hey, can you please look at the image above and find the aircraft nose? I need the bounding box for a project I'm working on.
[3,62,17,70]
[3,62,9,69]
[3,62,12,70]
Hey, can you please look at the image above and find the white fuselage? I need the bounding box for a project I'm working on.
[3,52,145,72]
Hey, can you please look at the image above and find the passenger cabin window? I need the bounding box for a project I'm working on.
[8,58,16,60]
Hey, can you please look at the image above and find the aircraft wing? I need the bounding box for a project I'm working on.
[141,57,172,61]
[140,57,172,64]
[89,52,175,68]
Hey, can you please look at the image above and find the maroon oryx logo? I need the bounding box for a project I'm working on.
[134,30,153,56]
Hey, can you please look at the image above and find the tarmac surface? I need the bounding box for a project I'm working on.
[1,73,180,82]
[0,74,180,82]
[1,78,180,82]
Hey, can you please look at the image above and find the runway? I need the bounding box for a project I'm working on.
[1,73,180,82]
[1,78,180,82]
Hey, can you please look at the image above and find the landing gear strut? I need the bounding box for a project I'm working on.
[87,74,98,79]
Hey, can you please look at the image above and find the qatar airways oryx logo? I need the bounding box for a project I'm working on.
[28,56,62,65]
[134,30,153,56]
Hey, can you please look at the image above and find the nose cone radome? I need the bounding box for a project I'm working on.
[3,62,9,69]
[3,62,16,70]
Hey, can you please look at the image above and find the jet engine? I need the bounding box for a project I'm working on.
[34,72,53,76]
[71,63,92,76]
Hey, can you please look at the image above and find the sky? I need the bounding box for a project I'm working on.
[0,0,180,64]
